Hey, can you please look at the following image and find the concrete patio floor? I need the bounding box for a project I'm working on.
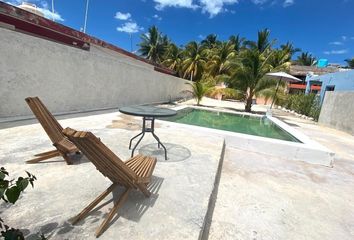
[208,108,354,240]
[0,111,224,239]
[1,99,354,240]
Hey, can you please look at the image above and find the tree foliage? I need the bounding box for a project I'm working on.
[227,47,274,112]
[345,58,354,69]
[0,167,39,239]
[138,26,310,112]
[0,167,36,204]
[138,26,168,63]
[181,41,207,81]
[282,94,321,120]
[186,81,211,105]
[296,52,317,66]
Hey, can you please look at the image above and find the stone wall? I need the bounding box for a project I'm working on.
[319,91,354,135]
[0,27,190,119]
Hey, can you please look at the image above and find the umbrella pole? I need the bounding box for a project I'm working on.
[270,77,282,109]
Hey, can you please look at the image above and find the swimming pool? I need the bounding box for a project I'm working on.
[161,107,301,143]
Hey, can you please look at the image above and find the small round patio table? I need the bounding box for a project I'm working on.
[119,105,177,160]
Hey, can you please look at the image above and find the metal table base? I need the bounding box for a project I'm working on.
[129,117,168,160]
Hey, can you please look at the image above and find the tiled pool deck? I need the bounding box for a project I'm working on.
[1,100,354,239]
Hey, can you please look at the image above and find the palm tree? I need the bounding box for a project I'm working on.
[296,52,317,66]
[229,34,245,52]
[228,48,274,112]
[138,26,166,63]
[161,34,170,47]
[345,58,354,68]
[162,43,182,73]
[244,29,275,52]
[281,42,301,57]
[226,29,284,112]
[181,41,207,81]
[269,49,292,72]
[201,34,220,49]
[206,41,236,78]
[187,81,211,105]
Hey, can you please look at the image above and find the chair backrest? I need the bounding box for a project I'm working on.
[25,97,64,144]
[62,128,137,187]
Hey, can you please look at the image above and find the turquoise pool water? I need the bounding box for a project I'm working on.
[161,108,301,143]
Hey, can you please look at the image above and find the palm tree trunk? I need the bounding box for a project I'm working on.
[196,95,201,105]
[245,88,253,112]
[245,97,253,112]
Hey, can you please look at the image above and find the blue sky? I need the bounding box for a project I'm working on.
[5,0,354,64]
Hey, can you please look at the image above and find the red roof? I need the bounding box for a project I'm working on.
[289,84,321,91]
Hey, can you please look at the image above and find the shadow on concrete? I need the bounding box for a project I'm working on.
[24,222,59,239]
[31,152,89,165]
[111,176,164,222]
[71,153,89,165]
[63,176,164,236]
[139,143,191,162]
[23,221,76,239]
[106,113,141,130]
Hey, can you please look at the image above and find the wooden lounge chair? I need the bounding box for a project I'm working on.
[62,127,157,237]
[25,97,79,164]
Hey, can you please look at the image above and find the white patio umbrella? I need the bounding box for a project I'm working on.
[265,72,302,109]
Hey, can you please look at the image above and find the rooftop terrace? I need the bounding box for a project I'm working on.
[1,2,354,239]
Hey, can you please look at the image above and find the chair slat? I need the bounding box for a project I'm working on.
[63,127,158,237]
[25,97,78,164]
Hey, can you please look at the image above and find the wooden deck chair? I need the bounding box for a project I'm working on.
[25,97,79,164]
[62,127,157,237]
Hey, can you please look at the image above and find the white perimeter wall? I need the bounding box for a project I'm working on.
[0,27,190,119]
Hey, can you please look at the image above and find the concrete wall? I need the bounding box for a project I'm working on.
[318,70,354,103]
[0,27,190,119]
[319,91,354,135]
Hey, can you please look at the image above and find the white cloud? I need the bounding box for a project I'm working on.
[6,0,64,21]
[154,0,198,10]
[251,0,269,5]
[40,8,64,21]
[114,10,143,34]
[226,9,236,14]
[251,0,295,7]
[283,0,294,7]
[153,0,294,17]
[342,35,347,41]
[117,22,143,33]
[323,49,348,55]
[329,41,343,45]
[153,14,162,20]
[199,0,238,17]
[115,12,131,20]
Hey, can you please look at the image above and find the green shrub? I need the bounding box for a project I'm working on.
[282,93,321,121]
[309,96,321,121]
[0,167,47,240]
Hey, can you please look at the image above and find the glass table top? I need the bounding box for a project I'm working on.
[119,105,177,117]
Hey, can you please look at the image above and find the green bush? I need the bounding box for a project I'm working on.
[0,167,47,240]
[309,96,321,121]
[282,93,321,121]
